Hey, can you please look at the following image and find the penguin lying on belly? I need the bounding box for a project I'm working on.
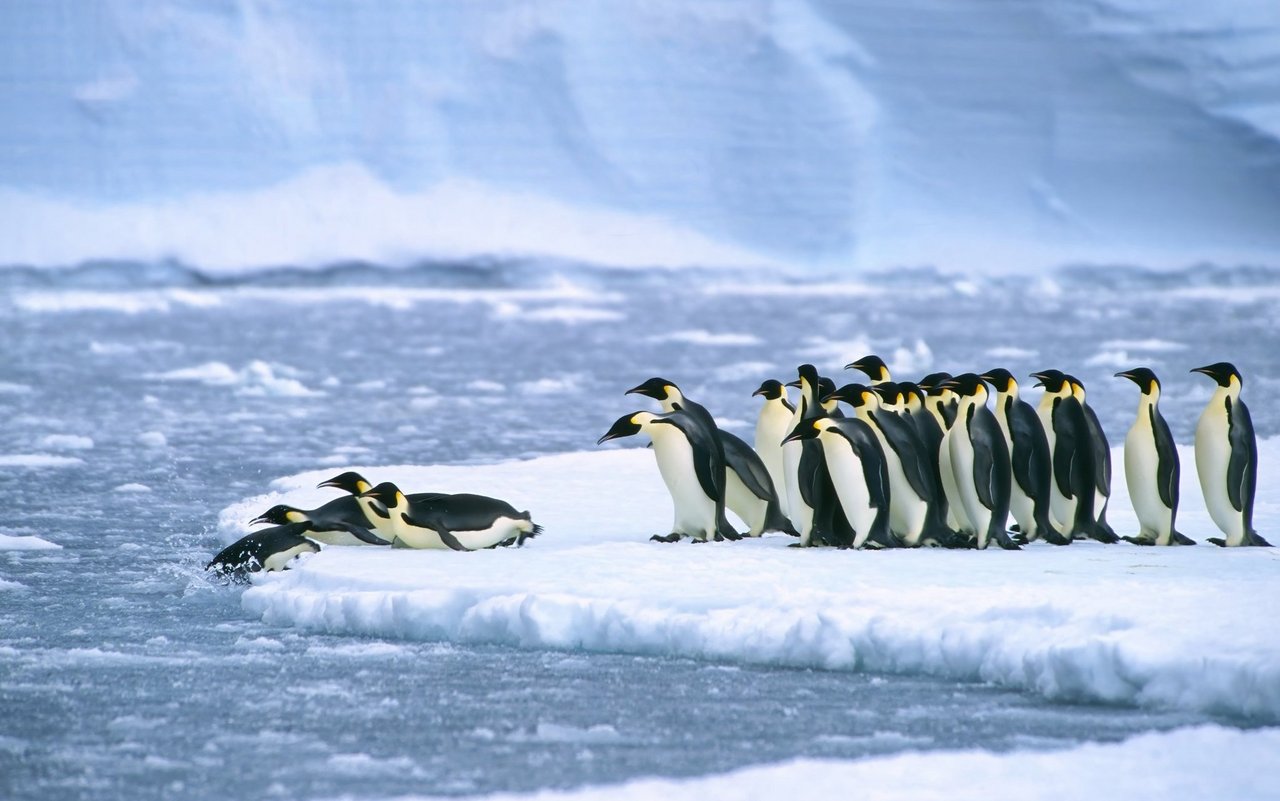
[207,523,321,579]
[357,482,543,551]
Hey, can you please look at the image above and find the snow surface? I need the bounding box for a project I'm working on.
[407,725,1279,801]
[3,1,1280,272]
[221,440,1280,721]
[0,533,62,551]
[0,454,85,468]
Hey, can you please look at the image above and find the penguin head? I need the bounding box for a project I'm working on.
[871,382,902,408]
[979,368,1018,395]
[597,412,655,444]
[1030,369,1070,394]
[1116,367,1160,396]
[250,505,305,527]
[626,377,679,403]
[917,372,952,392]
[1064,374,1087,402]
[787,363,820,389]
[752,379,787,401]
[781,417,831,444]
[826,382,877,409]
[359,482,405,510]
[845,354,890,383]
[317,471,372,496]
[1191,362,1241,389]
[898,381,925,411]
[942,373,986,400]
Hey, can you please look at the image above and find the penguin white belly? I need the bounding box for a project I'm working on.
[262,543,315,572]
[1124,422,1171,542]
[1195,408,1244,544]
[1008,484,1037,540]
[870,430,927,545]
[820,435,876,548]
[1038,406,1075,535]
[948,431,992,545]
[724,472,768,536]
[651,432,718,540]
[452,517,530,550]
[392,521,451,550]
[755,406,792,518]
[782,438,806,533]
[938,427,970,534]
[304,528,373,547]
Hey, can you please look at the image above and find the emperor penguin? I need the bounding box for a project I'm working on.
[941,374,1019,550]
[318,471,447,506]
[1191,362,1271,547]
[207,523,320,577]
[903,379,951,529]
[919,372,958,429]
[625,378,740,540]
[1115,368,1193,546]
[249,497,391,546]
[782,416,896,549]
[1030,370,1101,542]
[980,369,1066,545]
[358,482,542,550]
[720,430,797,536]
[827,383,957,547]
[1067,375,1120,542]
[784,365,855,547]
[753,379,795,519]
[846,355,892,385]
[599,410,727,542]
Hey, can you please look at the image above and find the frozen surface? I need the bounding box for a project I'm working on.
[224,441,1280,721]
[2,2,1280,271]
[417,725,1280,801]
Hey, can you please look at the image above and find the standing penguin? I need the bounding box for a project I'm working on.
[980,369,1065,545]
[1067,375,1120,542]
[1191,362,1270,547]
[1031,370,1103,543]
[846,355,892,385]
[599,411,728,543]
[720,430,797,536]
[942,374,1019,550]
[753,379,795,519]
[784,365,856,547]
[625,378,741,540]
[1115,368,1193,546]
[782,416,896,549]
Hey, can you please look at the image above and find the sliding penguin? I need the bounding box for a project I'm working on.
[249,497,390,546]
[753,379,794,519]
[1191,362,1270,547]
[782,417,896,549]
[827,383,957,547]
[625,378,740,540]
[980,369,1066,545]
[846,355,892,385]
[1067,375,1120,542]
[599,411,725,542]
[207,523,320,577]
[358,482,541,550]
[1031,369,1101,542]
[942,374,1019,550]
[1115,368,1193,546]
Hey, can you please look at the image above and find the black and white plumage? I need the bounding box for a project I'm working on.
[981,369,1066,545]
[1067,375,1120,542]
[783,416,896,549]
[357,482,542,550]
[1031,369,1105,543]
[784,365,855,547]
[318,471,448,506]
[249,497,390,546]
[1115,368,1193,546]
[942,374,1018,550]
[1191,362,1270,547]
[599,410,728,542]
[719,429,797,536]
[207,523,320,577]
[753,379,795,520]
[845,354,892,385]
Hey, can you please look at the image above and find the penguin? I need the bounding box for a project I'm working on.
[817,377,846,417]
[753,379,795,520]
[207,523,320,578]
[249,497,391,546]
[1067,375,1120,542]
[979,369,1066,545]
[941,374,1019,550]
[1191,362,1270,547]
[599,410,727,542]
[1030,369,1108,543]
[846,355,892,385]
[782,416,896,549]
[1115,368,1194,546]
[902,380,951,530]
[919,372,958,429]
[719,429,797,536]
[826,383,958,547]
[358,482,542,550]
[625,378,740,540]
[784,365,856,547]
[871,382,905,413]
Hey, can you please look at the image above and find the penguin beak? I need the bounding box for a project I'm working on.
[785,379,802,388]
[1189,365,1213,378]
[751,387,768,398]
[843,360,864,371]
[598,416,642,445]
[1114,370,1134,381]
[249,515,270,527]
[1029,372,1046,388]
[781,424,817,444]
[317,479,341,490]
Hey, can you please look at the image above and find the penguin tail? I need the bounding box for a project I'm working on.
[1245,530,1272,547]
[515,516,543,547]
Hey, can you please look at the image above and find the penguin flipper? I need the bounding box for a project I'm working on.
[403,514,469,551]
[328,521,392,546]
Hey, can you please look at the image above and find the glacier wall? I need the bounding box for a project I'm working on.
[1,0,1279,272]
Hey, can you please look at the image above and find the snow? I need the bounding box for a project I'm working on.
[113,483,151,493]
[0,533,62,551]
[3,2,1279,273]
[650,331,764,347]
[0,454,85,468]
[147,361,322,397]
[223,439,1280,722]
[404,726,1279,801]
[37,435,94,451]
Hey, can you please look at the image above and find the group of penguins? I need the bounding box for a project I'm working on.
[207,471,542,577]
[598,357,1270,550]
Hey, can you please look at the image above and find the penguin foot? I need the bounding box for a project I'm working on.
[992,531,1022,551]
[1087,525,1120,545]
[1171,531,1196,546]
[650,533,682,543]
[1121,536,1155,546]
[1246,531,1273,547]
[1208,537,1227,548]
[1043,530,1073,546]
[1009,524,1022,534]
